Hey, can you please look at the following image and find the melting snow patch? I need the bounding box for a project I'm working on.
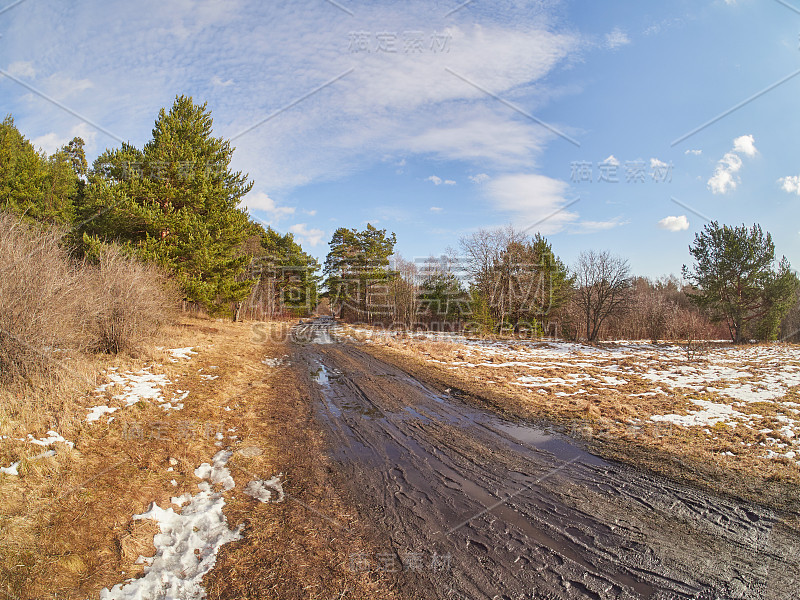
[86,405,119,423]
[27,431,74,448]
[0,461,20,476]
[650,399,748,428]
[244,475,285,503]
[168,347,197,362]
[98,451,241,600]
[194,450,235,491]
[262,356,289,367]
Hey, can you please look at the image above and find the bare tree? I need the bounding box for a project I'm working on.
[572,250,632,342]
[388,254,420,328]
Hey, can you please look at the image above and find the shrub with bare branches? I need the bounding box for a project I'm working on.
[0,213,88,379]
[90,245,178,354]
[0,212,177,380]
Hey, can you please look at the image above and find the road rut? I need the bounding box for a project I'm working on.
[293,320,800,599]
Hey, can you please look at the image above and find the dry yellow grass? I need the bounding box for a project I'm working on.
[0,317,397,600]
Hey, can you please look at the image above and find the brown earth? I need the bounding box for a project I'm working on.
[293,319,800,599]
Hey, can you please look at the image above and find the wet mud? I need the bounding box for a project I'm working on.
[292,319,800,599]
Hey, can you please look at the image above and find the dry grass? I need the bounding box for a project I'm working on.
[0,318,397,600]
[0,213,91,379]
[352,330,800,516]
[90,245,178,354]
[0,212,177,379]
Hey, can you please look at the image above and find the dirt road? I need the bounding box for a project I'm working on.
[293,319,800,599]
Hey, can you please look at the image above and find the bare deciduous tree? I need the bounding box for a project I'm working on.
[572,250,632,342]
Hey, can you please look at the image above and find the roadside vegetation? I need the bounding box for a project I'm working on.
[0,100,386,599]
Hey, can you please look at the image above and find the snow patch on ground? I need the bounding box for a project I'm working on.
[86,405,119,423]
[650,399,750,428]
[194,450,235,491]
[27,430,74,448]
[98,450,241,600]
[244,475,285,503]
[168,347,197,362]
[262,355,290,367]
[0,461,19,475]
[88,369,186,422]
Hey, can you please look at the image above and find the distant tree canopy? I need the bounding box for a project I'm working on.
[683,222,798,342]
[323,224,397,321]
[0,116,85,225]
[241,222,320,319]
[77,95,256,314]
[572,250,632,342]
[460,227,573,334]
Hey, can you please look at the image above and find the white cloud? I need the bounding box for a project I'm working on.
[444,179,456,185]
[570,217,628,234]
[732,134,757,157]
[41,73,94,100]
[685,149,702,156]
[426,175,443,185]
[2,1,579,192]
[30,122,98,155]
[6,61,36,78]
[605,28,630,50]
[240,191,295,222]
[211,75,234,87]
[485,173,577,234]
[707,135,756,195]
[658,215,689,232]
[469,173,490,184]
[303,209,317,216]
[430,206,443,212]
[778,175,800,196]
[289,223,324,247]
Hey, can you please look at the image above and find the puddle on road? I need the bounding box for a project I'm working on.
[313,357,606,468]
[492,422,608,467]
[313,363,384,419]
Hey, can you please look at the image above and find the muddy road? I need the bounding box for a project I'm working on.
[292,320,800,599]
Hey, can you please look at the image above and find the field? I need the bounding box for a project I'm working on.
[342,326,800,514]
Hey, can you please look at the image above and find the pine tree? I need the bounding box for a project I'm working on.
[0,116,80,225]
[78,96,255,315]
[243,223,320,318]
[323,224,396,321]
[683,222,798,342]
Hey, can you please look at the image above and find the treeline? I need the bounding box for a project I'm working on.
[1,97,319,325]
[3,96,798,345]
[319,223,799,343]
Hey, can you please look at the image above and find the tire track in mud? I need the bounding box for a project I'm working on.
[292,320,800,599]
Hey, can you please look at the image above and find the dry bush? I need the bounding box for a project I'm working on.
[0,213,90,380]
[0,211,178,380]
[90,246,178,354]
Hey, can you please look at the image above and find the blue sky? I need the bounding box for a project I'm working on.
[2,0,799,277]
